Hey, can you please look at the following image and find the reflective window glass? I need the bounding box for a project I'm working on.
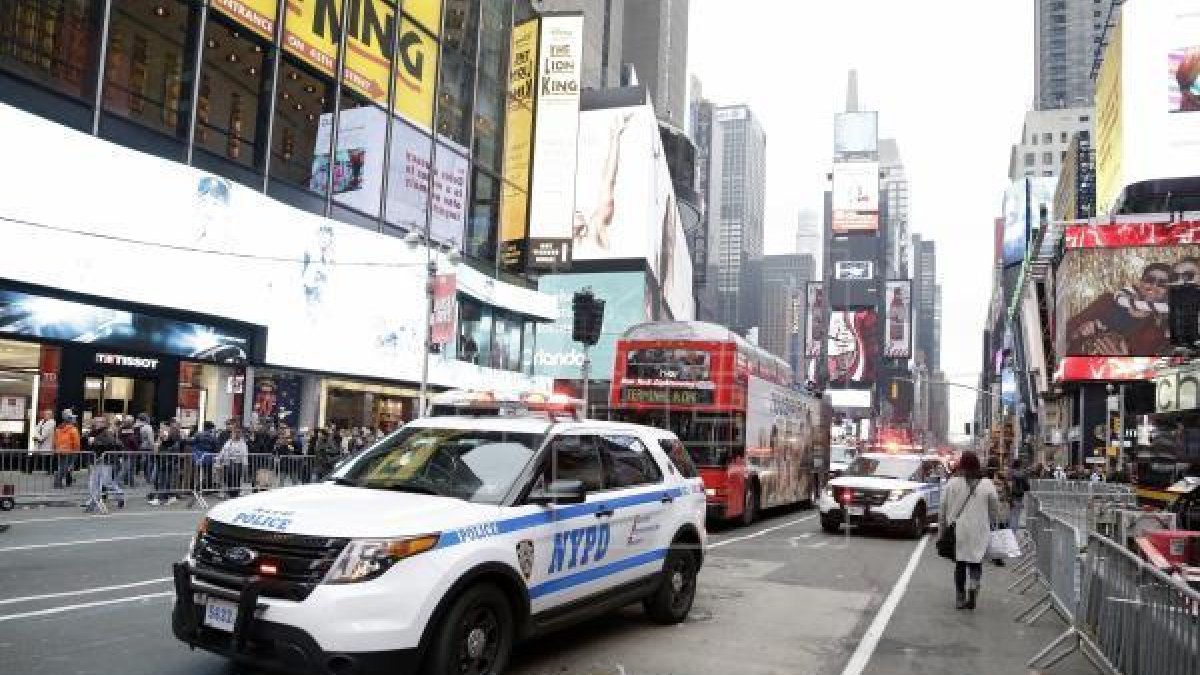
[472,0,508,170]
[269,58,336,199]
[194,15,269,176]
[467,169,500,264]
[436,0,478,146]
[457,296,492,366]
[0,0,100,103]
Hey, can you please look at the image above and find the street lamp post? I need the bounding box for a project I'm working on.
[406,232,460,418]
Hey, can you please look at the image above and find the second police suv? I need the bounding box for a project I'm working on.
[172,393,707,675]
[818,451,950,538]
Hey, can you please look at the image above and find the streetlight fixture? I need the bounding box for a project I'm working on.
[405,230,461,417]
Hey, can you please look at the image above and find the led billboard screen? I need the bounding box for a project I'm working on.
[884,280,912,359]
[534,272,650,380]
[807,309,879,387]
[834,112,878,154]
[831,162,879,233]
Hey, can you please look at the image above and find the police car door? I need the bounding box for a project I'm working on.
[922,460,944,515]
[593,432,672,584]
[525,432,618,614]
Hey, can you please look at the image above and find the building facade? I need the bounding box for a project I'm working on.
[714,104,767,332]
[620,0,688,129]
[794,208,821,268]
[1009,107,1095,181]
[879,138,910,278]
[757,254,816,365]
[535,0,623,90]
[1034,0,1120,110]
[0,0,561,439]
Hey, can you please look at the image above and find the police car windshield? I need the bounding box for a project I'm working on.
[846,455,921,481]
[335,427,543,504]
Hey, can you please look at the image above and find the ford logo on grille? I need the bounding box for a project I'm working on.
[223,546,258,566]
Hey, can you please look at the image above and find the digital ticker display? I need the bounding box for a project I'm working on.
[620,386,715,406]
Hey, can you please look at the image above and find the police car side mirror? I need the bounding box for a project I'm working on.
[528,479,587,506]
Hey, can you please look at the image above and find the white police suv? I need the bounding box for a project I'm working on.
[817,452,949,539]
[172,416,706,675]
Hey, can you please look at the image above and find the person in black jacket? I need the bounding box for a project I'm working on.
[83,418,125,513]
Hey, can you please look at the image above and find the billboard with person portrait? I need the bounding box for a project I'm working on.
[807,309,878,387]
[831,162,879,233]
[1057,238,1200,356]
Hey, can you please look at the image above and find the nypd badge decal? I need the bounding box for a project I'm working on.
[516,540,534,580]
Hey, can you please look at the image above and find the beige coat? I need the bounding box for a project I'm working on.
[938,476,1001,563]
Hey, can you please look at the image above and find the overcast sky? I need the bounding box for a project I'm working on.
[689,0,1034,439]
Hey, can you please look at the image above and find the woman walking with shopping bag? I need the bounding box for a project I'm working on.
[937,451,1000,610]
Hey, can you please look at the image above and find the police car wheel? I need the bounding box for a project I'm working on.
[907,506,926,540]
[427,583,513,675]
[643,548,698,624]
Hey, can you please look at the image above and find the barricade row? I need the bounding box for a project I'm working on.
[0,450,320,510]
[1029,479,1135,496]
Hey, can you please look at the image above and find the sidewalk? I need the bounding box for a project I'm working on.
[863,533,1098,675]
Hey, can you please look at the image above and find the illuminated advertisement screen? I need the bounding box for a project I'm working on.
[533,272,649,380]
[619,386,716,406]
[808,309,879,386]
[831,162,879,233]
[834,112,878,154]
[619,347,716,406]
[804,282,826,360]
[0,287,254,363]
[883,280,912,359]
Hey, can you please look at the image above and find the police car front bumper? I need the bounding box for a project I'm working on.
[818,494,916,525]
[172,562,422,675]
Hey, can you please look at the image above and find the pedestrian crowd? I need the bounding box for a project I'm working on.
[27,408,389,512]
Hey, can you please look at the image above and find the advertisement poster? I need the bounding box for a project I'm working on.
[533,272,649,380]
[1169,46,1200,113]
[745,377,819,509]
[1002,178,1029,267]
[833,111,878,154]
[1057,243,1200,356]
[252,372,302,424]
[0,103,554,394]
[499,19,538,269]
[831,161,879,233]
[834,261,874,280]
[283,0,342,76]
[884,280,912,359]
[1054,356,1163,382]
[527,14,583,269]
[1065,221,1200,248]
[430,273,457,345]
[807,309,878,386]
[804,282,826,359]
[211,0,277,40]
[393,0,441,129]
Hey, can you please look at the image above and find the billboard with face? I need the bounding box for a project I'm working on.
[1057,242,1200,356]
[884,280,912,359]
[831,162,879,233]
[807,309,878,386]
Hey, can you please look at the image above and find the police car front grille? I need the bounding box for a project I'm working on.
[838,489,889,507]
[192,521,348,600]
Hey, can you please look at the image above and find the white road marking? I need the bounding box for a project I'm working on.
[708,515,816,549]
[0,592,174,623]
[0,532,192,553]
[5,510,202,525]
[0,578,173,606]
[838,534,930,675]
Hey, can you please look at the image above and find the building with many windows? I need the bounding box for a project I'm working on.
[1009,107,1094,181]
[0,0,563,439]
[713,104,766,332]
[1034,0,1120,110]
[879,138,910,278]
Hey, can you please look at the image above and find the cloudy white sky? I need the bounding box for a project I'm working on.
[689,0,1035,438]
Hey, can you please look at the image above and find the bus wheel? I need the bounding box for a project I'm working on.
[739,482,758,526]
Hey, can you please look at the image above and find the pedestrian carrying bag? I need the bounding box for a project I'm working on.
[986,528,1021,559]
[936,479,979,560]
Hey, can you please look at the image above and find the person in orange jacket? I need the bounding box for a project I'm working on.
[53,411,81,489]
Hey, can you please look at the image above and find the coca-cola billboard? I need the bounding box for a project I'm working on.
[807,309,879,387]
[884,280,912,359]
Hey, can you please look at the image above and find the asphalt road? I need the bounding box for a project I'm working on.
[0,503,1099,675]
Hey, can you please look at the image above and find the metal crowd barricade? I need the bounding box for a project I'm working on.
[0,449,95,509]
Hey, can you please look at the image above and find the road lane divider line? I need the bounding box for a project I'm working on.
[838,534,930,675]
[0,591,174,623]
[0,532,192,552]
[708,515,816,548]
[0,578,173,606]
[6,511,204,525]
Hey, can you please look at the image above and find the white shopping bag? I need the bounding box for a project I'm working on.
[986,528,1021,559]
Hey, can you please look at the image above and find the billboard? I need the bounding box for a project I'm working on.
[831,161,879,233]
[533,272,650,380]
[211,0,277,40]
[834,261,874,280]
[572,102,694,319]
[499,19,538,269]
[1057,240,1200,356]
[829,388,872,411]
[804,282,826,362]
[0,102,554,393]
[1096,1,1200,214]
[310,106,469,249]
[834,112,879,154]
[884,280,912,359]
[746,377,821,508]
[808,309,879,386]
[1002,176,1057,267]
[1054,356,1163,382]
[527,14,583,269]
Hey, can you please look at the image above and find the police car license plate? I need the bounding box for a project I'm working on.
[203,598,237,632]
[846,505,865,517]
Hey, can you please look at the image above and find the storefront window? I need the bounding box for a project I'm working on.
[0,339,40,449]
[0,0,100,104]
[490,311,523,372]
[193,13,271,183]
[267,57,336,213]
[436,0,478,147]
[472,0,508,171]
[178,362,243,431]
[467,168,499,264]
[457,296,492,366]
[325,383,416,433]
[101,0,200,156]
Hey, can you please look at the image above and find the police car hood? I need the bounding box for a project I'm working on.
[829,476,920,491]
[207,483,501,538]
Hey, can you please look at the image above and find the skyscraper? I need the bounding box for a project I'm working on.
[622,0,690,128]
[689,75,721,321]
[795,208,821,268]
[714,105,767,331]
[879,139,910,278]
[534,0,624,90]
[757,254,816,363]
[911,235,939,373]
[1034,0,1120,110]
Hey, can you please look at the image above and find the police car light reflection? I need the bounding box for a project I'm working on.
[548,523,611,574]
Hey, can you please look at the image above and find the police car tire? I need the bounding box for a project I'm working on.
[425,583,513,675]
[739,482,758,526]
[907,505,926,540]
[643,547,698,625]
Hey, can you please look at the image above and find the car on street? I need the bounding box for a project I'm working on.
[828,444,857,478]
[817,452,949,538]
[171,414,707,675]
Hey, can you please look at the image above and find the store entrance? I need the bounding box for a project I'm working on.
[83,375,156,420]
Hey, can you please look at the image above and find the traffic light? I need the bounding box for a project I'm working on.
[571,289,605,346]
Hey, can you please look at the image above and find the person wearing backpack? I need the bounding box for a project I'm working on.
[937,451,1001,610]
[1008,458,1030,532]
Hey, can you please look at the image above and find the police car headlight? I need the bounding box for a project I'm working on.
[887,489,914,502]
[188,517,211,559]
[324,534,441,584]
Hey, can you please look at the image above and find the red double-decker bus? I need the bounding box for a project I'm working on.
[608,321,829,525]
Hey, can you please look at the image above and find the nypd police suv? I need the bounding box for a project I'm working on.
[817,452,948,538]
[172,414,706,675]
